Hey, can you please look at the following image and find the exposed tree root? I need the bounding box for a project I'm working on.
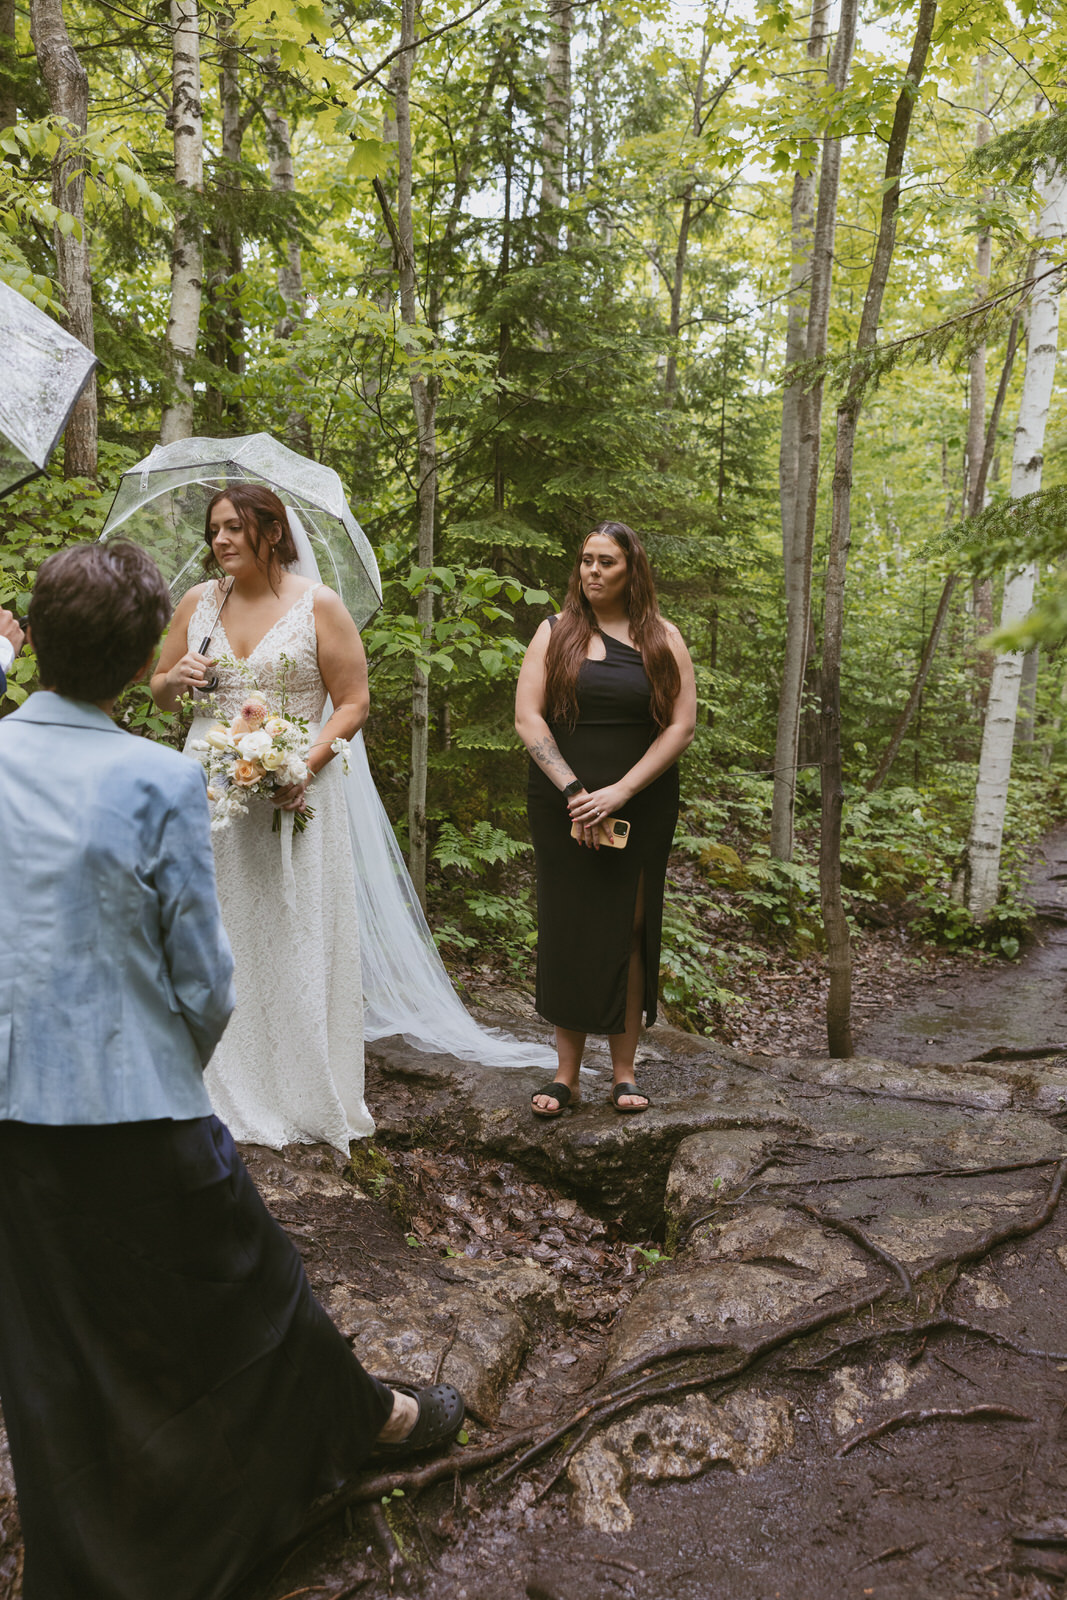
[835,1404,1033,1458]
[301,1156,1067,1531]
[791,1200,914,1292]
[797,1156,1067,1187]
[367,1502,408,1590]
[976,1045,1067,1061]
[300,1428,543,1527]
[790,1316,1067,1373]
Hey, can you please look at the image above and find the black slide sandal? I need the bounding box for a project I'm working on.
[531,1081,579,1119]
[611,1081,650,1114]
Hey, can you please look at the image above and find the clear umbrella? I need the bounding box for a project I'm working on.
[0,280,97,498]
[100,432,381,627]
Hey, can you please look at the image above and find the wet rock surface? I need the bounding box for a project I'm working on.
[7,1017,1067,1599]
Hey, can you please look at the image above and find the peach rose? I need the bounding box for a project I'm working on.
[232,759,263,786]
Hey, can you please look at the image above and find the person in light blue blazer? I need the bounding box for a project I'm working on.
[0,541,462,1600]
[0,607,22,698]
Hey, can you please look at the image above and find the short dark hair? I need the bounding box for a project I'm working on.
[30,541,172,702]
[203,484,298,587]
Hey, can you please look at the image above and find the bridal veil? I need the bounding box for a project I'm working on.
[286,508,555,1069]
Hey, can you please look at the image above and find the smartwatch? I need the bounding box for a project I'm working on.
[562,779,584,799]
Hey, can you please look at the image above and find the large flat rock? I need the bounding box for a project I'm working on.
[366,1033,804,1233]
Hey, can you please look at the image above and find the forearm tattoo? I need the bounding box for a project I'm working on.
[529,733,576,789]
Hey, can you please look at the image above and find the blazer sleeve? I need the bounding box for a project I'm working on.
[155,762,236,1067]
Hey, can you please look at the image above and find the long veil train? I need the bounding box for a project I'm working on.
[287,509,556,1069]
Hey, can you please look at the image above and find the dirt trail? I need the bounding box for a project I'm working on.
[213,1025,1067,1600]
[858,827,1067,1067]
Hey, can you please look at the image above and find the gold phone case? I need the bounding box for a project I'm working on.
[570,815,630,848]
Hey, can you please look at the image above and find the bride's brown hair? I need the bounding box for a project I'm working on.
[544,522,680,730]
[203,484,298,590]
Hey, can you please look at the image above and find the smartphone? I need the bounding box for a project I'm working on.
[570,816,630,849]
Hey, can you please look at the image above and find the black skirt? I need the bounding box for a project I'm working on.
[527,632,679,1035]
[0,1115,393,1600]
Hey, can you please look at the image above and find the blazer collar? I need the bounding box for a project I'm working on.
[8,690,127,735]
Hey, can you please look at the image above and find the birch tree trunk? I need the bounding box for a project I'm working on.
[769,0,855,861]
[160,0,203,446]
[30,0,96,477]
[265,100,312,454]
[395,0,439,908]
[962,163,1067,916]
[821,0,939,1056]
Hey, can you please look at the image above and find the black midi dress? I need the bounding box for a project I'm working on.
[527,626,679,1034]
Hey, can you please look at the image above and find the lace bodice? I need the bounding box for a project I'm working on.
[188,583,326,723]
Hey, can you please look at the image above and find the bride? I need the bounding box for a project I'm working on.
[152,484,552,1152]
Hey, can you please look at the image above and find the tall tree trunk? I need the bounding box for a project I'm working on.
[962,162,1067,917]
[160,0,203,445]
[968,68,995,708]
[965,70,991,519]
[1016,648,1039,745]
[769,0,855,861]
[205,15,243,425]
[662,32,714,410]
[30,0,96,476]
[264,99,312,454]
[0,0,16,131]
[821,0,939,1057]
[494,71,515,514]
[395,0,438,908]
[539,0,571,248]
[867,573,958,792]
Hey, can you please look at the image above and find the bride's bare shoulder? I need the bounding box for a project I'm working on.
[171,581,211,621]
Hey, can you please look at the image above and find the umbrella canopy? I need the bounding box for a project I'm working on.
[0,280,98,498]
[100,433,382,627]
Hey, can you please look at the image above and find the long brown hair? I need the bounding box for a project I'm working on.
[202,484,298,589]
[544,522,680,730]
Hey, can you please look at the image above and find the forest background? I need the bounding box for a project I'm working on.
[2,0,1066,1053]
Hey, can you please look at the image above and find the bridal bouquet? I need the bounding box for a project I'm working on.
[189,691,348,834]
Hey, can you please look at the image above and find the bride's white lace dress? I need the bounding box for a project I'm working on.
[185,582,374,1152]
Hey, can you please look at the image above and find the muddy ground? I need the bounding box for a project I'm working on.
[247,1030,1067,1600]
[5,852,1067,1599]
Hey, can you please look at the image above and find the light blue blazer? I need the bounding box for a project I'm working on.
[0,692,235,1124]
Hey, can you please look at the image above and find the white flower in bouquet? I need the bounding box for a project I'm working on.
[237,730,273,761]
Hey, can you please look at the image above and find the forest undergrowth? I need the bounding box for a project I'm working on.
[433,760,1067,1057]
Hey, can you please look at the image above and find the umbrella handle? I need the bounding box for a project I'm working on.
[196,580,232,693]
[197,635,218,692]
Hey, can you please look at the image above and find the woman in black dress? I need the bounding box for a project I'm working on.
[515,522,696,1116]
